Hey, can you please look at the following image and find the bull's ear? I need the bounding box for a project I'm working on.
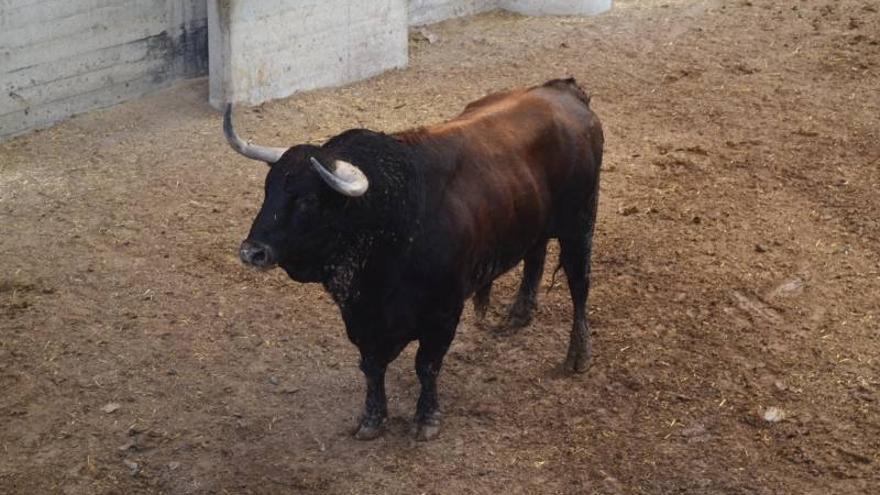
[310,157,369,197]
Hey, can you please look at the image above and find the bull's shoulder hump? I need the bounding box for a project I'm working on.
[533,78,591,107]
[459,88,529,115]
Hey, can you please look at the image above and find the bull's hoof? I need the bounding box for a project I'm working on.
[563,352,591,374]
[414,422,441,442]
[412,413,442,441]
[353,416,386,441]
[503,300,536,331]
[504,312,533,330]
[493,314,531,336]
[474,304,488,322]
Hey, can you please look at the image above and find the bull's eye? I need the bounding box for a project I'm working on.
[295,194,318,212]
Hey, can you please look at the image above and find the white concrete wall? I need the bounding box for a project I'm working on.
[209,0,613,108]
[1,0,613,139]
[501,0,612,16]
[208,0,408,109]
[409,0,499,26]
[0,0,209,140]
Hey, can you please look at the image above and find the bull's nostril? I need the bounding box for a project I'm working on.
[240,240,274,268]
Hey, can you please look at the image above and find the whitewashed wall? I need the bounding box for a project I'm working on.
[0,0,613,139]
[0,0,208,140]
[208,0,408,109]
[210,0,612,108]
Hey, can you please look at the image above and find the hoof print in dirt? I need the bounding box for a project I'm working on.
[490,322,521,337]
[503,310,534,331]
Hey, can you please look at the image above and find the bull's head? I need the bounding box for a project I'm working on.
[223,105,369,280]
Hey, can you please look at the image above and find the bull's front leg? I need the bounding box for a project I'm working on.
[354,354,388,440]
[413,346,443,441]
[412,306,462,441]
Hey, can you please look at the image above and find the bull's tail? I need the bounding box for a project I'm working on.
[546,259,564,294]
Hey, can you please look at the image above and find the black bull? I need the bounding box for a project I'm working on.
[224,78,603,440]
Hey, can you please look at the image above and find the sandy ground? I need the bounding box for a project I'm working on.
[1,0,879,493]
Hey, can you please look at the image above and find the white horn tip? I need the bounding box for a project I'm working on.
[310,157,369,197]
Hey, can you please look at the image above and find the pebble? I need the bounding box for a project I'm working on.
[681,423,707,437]
[123,460,140,476]
[117,441,136,452]
[619,205,639,216]
[763,406,786,423]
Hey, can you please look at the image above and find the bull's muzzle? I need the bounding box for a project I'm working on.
[239,240,277,269]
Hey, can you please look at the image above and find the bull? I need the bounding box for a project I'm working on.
[224,78,603,440]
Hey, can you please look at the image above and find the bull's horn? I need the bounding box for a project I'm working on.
[310,157,369,197]
[223,104,287,164]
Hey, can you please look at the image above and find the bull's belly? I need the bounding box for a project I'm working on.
[464,234,545,295]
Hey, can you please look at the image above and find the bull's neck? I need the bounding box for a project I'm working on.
[321,219,415,309]
[319,131,424,307]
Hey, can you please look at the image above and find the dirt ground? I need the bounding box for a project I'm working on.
[2,0,879,493]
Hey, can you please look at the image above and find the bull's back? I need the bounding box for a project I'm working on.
[402,80,602,292]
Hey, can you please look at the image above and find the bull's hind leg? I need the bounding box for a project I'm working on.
[559,200,599,373]
[505,239,549,329]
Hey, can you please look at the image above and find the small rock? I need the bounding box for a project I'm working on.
[268,376,279,386]
[101,402,121,414]
[691,215,702,224]
[732,291,783,324]
[681,423,707,437]
[123,460,140,476]
[618,205,639,216]
[765,276,805,301]
[837,447,872,465]
[414,28,440,44]
[279,386,300,395]
[754,243,767,253]
[763,406,785,423]
[168,461,181,471]
[127,424,145,436]
[117,442,136,452]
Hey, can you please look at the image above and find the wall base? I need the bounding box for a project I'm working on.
[502,0,612,16]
